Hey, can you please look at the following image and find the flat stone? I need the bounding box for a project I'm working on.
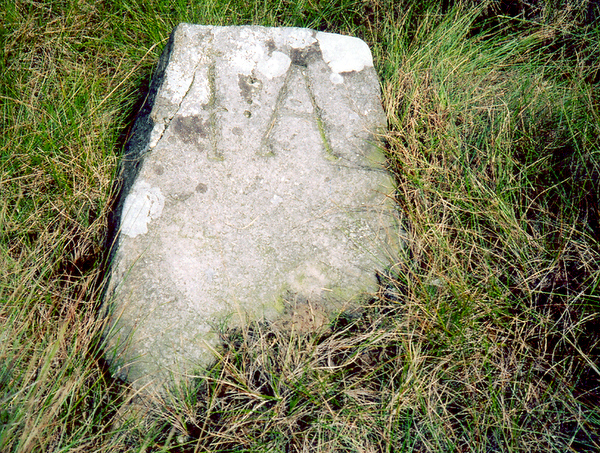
[103,24,396,392]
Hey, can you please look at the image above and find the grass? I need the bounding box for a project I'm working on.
[1,0,599,451]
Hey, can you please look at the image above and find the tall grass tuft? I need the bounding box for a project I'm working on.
[1,0,599,451]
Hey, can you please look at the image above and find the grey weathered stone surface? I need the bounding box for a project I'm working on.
[103,24,396,392]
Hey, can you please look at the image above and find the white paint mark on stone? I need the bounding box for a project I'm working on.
[257,51,291,79]
[121,180,165,238]
[316,32,373,73]
[285,29,317,49]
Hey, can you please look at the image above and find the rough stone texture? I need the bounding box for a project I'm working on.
[103,24,396,392]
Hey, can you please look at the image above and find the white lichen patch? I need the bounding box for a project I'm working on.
[257,51,291,79]
[316,32,373,73]
[121,180,165,238]
[285,28,317,49]
[226,28,267,75]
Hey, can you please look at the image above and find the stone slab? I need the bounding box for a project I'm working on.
[103,24,396,392]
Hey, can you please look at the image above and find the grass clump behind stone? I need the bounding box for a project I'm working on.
[1,0,599,451]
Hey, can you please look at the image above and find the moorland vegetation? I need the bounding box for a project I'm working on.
[1,0,599,451]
